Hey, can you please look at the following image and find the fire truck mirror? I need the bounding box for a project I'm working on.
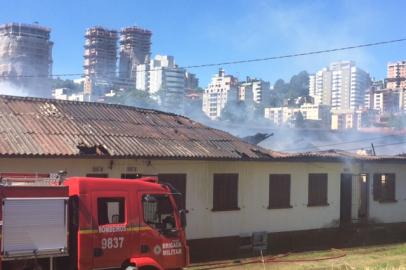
[143,194,157,203]
[179,209,187,228]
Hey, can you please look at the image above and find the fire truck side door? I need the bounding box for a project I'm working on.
[92,191,131,269]
[138,192,185,269]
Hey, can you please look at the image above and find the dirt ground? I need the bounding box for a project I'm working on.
[186,243,406,270]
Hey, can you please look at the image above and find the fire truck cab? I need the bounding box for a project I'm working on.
[0,173,189,270]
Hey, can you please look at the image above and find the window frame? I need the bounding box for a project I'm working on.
[97,197,125,225]
[141,193,177,231]
[268,174,292,209]
[308,173,329,207]
[212,173,240,212]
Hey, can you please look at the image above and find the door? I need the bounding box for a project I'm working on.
[158,174,186,210]
[340,174,352,225]
[138,191,186,269]
[92,192,131,269]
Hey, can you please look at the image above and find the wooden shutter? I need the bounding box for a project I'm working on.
[86,173,108,178]
[269,174,291,208]
[213,174,238,211]
[121,173,143,179]
[158,174,187,210]
[308,174,328,206]
[387,173,396,201]
[373,174,381,201]
[227,174,238,210]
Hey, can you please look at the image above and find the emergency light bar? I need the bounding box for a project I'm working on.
[0,171,67,186]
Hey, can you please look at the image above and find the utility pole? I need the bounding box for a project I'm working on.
[371,143,376,156]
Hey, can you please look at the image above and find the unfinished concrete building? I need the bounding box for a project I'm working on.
[0,23,53,97]
[118,26,152,87]
[83,26,117,98]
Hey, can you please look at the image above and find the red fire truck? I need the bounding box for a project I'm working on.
[0,172,189,270]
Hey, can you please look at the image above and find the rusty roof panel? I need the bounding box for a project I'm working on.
[1,95,403,162]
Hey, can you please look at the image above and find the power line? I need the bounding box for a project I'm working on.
[1,37,406,79]
[345,140,406,152]
[285,134,397,152]
[282,135,406,153]
[209,121,404,152]
[183,38,406,69]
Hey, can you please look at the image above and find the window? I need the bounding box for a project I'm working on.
[373,173,396,202]
[308,174,328,206]
[269,174,291,209]
[86,173,108,178]
[142,194,176,232]
[97,197,125,225]
[213,174,239,211]
[121,173,143,179]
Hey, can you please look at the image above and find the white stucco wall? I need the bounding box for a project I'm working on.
[188,161,344,239]
[364,162,406,223]
[0,158,405,240]
[0,158,345,239]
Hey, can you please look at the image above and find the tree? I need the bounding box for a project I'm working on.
[272,79,288,106]
[288,71,309,97]
[105,88,158,109]
[51,78,82,92]
[271,71,310,106]
[388,113,406,130]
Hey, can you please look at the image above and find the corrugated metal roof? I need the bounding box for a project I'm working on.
[1,95,405,162]
[0,95,288,160]
[283,149,406,162]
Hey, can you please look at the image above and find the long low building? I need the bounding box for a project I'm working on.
[1,95,406,262]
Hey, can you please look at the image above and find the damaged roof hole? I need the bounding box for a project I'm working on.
[77,143,109,155]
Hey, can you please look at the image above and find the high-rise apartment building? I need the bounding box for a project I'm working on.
[136,55,186,113]
[239,77,271,105]
[309,68,333,106]
[386,61,406,89]
[364,80,384,110]
[185,72,199,91]
[202,69,238,120]
[264,103,330,127]
[309,61,371,111]
[83,26,118,98]
[0,23,53,97]
[365,88,406,114]
[118,26,152,87]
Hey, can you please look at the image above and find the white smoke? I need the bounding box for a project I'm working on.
[0,81,31,97]
[200,118,406,156]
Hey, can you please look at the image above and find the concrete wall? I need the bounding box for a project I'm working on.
[0,157,405,240]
